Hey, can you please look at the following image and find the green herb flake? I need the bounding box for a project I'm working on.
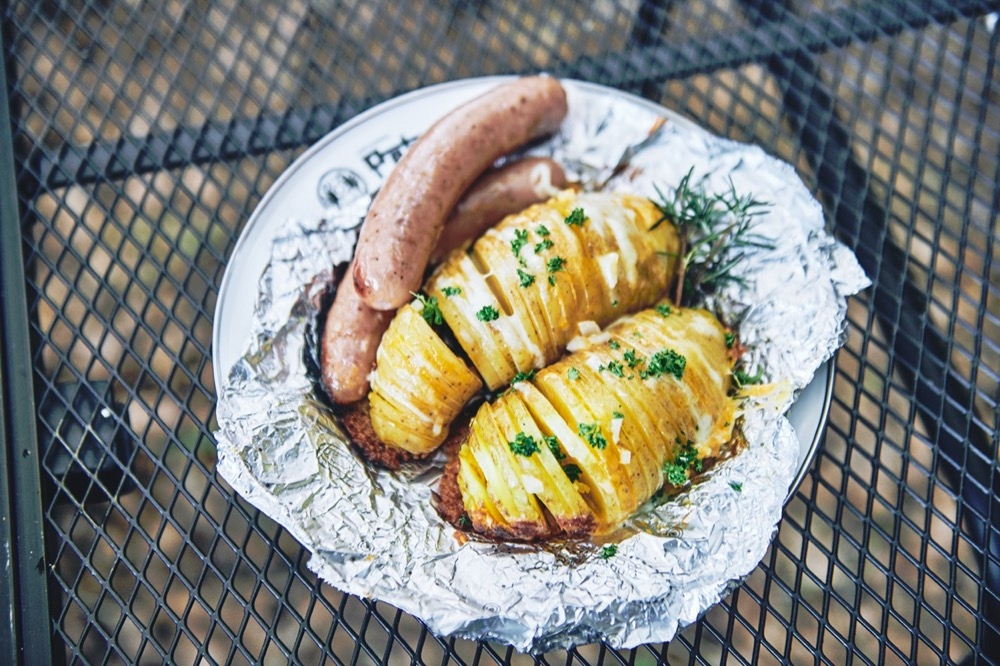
[441,285,461,297]
[640,348,686,380]
[562,464,582,482]
[565,207,587,226]
[729,481,743,492]
[602,360,625,377]
[623,349,643,368]
[510,228,529,257]
[733,366,764,388]
[476,305,500,322]
[612,410,624,419]
[655,303,673,317]
[664,463,688,486]
[534,238,554,253]
[510,369,536,384]
[536,224,551,236]
[578,422,608,450]
[612,299,619,307]
[724,331,736,348]
[517,268,535,288]
[567,367,581,380]
[412,293,444,326]
[546,255,566,286]
[545,435,565,461]
[508,432,540,457]
[663,439,701,485]
[609,340,620,350]
[457,514,471,528]
[599,544,617,560]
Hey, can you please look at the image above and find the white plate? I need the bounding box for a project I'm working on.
[212,77,832,501]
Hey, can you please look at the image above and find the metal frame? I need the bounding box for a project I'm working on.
[2,0,999,661]
[0,21,54,666]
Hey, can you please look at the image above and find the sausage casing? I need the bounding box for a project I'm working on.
[353,76,568,311]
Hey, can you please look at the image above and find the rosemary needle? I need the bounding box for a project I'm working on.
[651,168,773,306]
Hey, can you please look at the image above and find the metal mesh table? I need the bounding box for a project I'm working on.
[1,1,998,663]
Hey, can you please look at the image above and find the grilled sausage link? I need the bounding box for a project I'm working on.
[353,76,568,311]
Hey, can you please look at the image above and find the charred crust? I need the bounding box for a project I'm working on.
[468,518,555,543]
[557,514,597,539]
[338,401,424,470]
[434,424,470,527]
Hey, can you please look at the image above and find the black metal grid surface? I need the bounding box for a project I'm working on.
[2,0,998,663]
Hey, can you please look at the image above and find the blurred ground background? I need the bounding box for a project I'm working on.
[4,0,999,663]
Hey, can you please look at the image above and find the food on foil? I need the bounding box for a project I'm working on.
[323,76,772,541]
[321,155,566,403]
[448,306,737,541]
[363,190,679,455]
[215,76,871,649]
[352,76,568,311]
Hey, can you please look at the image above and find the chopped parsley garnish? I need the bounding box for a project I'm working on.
[567,367,580,380]
[602,360,625,377]
[612,410,624,419]
[510,228,529,256]
[733,366,764,388]
[612,299,619,307]
[609,340,620,350]
[457,514,471,528]
[663,438,702,485]
[546,256,566,285]
[640,348,686,380]
[534,238,554,253]
[510,369,536,384]
[412,293,444,326]
[476,305,500,322]
[623,349,643,368]
[599,544,617,560]
[508,432,540,457]
[724,331,736,348]
[655,303,673,317]
[664,462,689,486]
[536,224,551,236]
[441,285,461,297]
[565,207,587,226]
[730,481,743,492]
[578,422,608,450]
[517,268,535,288]
[562,464,582,482]
[545,435,565,460]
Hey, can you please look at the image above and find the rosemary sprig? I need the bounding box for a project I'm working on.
[652,168,773,306]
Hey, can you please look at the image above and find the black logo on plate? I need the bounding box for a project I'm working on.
[317,169,368,209]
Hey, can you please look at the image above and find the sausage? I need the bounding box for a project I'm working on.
[353,76,568,311]
[430,157,567,263]
[320,267,395,404]
[322,158,567,404]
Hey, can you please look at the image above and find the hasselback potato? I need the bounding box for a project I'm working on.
[368,190,680,454]
[456,306,738,540]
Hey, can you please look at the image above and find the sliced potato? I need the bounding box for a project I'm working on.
[457,306,737,539]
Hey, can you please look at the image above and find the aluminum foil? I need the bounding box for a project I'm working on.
[215,81,870,653]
